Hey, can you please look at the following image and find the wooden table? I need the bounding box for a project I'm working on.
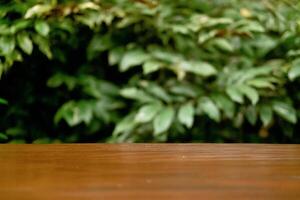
[0,144,300,200]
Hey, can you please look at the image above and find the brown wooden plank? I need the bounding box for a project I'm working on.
[0,144,300,200]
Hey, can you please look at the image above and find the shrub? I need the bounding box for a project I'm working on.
[1,0,300,143]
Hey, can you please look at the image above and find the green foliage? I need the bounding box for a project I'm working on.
[0,98,8,105]
[1,0,300,143]
[154,106,175,135]
[178,102,195,128]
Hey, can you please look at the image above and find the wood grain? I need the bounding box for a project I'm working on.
[0,144,300,200]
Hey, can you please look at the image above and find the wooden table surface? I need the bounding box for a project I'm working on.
[0,144,300,200]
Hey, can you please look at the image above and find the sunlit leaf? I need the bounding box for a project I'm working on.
[272,101,297,124]
[143,60,163,74]
[198,97,221,122]
[154,106,175,135]
[214,38,234,52]
[238,84,259,105]
[144,83,171,103]
[120,87,155,102]
[180,61,217,77]
[113,114,136,135]
[33,35,52,59]
[211,93,235,118]
[25,4,52,18]
[178,102,195,128]
[109,47,125,66]
[288,59,300,81]
[135,103,162,123]
[17,32,33,55]
[35,21,50,36]
[247,79,275,89]
[0,36,15,55]
[120,49,149,72]
[226,86,244,104]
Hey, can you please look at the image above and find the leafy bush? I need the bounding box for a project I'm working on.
[1,0,300,143]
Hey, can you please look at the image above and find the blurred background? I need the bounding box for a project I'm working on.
[1,0,300,143]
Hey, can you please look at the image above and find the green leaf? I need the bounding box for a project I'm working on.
[54,100,93,126]
[120,87,155,102]
[150,47,181,63]
[272,101,297,124]
[109,47,125,66]
[199,97,221,122]
[88,34,113,60]
[180,61,217,77]
[10,50,23,62]
[259,105,273,127]
[120,49,149,72]
[25,4,52,18]
[231,66,274,85]
[239,21,265,33]
[245,106,257,125]
[0,36,15,55]
[0,24,10,35]
[288,59,300,81]
[178,102,195,128]
[5,128,24,137]
[0,133,8,141]
[169,85,197,98]
[0,98,8,105]
[214,38,234,52]
[113,114,136,135]
[198,30,217,44]
[247,79,275,89]
[134,103,162,123]
[237,84,259,105]
[153,106,175,135]
[47,73,76,90]
[17,32,33,55]
[33,35,52,59]
[143,60,163,74]
[12,20,31,33]
[35,21,50,36]
[77,2,100,11]
[226,86,244,104]
[77,101,93,125]
[54,101,77,126]
[211,94,235,118]
[144,83,171,103]
[227,84,259,105]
